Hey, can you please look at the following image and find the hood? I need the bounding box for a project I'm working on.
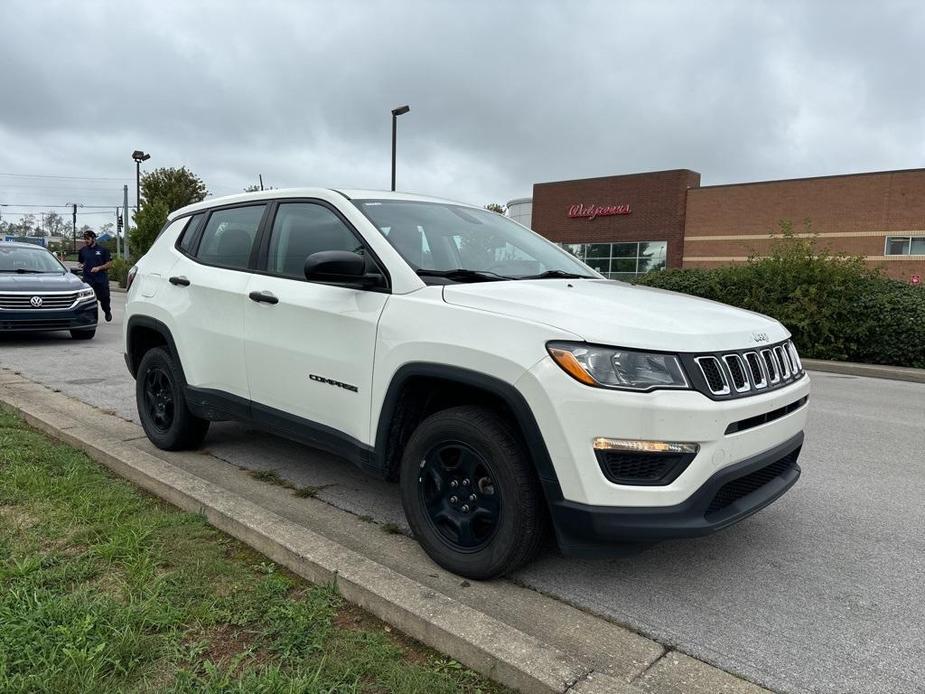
[0,272,87,293]
[442,279,788,353]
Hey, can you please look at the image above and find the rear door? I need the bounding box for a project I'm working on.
[166,203,267,402]
[243,200,388,449]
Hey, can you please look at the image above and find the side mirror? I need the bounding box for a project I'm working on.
[304,251,384,288]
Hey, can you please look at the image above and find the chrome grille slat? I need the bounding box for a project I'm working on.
[695,356,731,395]
[774,345,791,378]
[761,348,780,383]
[723,354,751,392]
[744,351,768,389]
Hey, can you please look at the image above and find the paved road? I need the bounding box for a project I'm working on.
[2,292,924,694]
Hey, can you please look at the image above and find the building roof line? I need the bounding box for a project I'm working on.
[534,168,701,188]
[696,166,925,191]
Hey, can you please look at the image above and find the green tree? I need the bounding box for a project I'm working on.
[140,166,208,212]
[130,166,208,257]
[43,211,67,237]
[131,199,170,258]
[484,203,506,214]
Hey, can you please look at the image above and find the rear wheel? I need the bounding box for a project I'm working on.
[399,405,546,580]
[136,347,209,450]
[70,329,95,340]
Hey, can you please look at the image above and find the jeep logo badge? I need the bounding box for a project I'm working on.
[752,331,769,343]
[30,296,43,308]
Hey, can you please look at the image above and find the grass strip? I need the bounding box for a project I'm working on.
[0,406,506,693]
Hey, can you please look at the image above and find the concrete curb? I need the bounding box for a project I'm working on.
[804,358,925,383]
[0,374,768,694]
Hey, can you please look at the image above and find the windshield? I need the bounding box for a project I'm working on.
[0,245,65,273]
[353,200,597,281]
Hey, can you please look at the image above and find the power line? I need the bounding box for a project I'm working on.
[0,203,122,209]
[0,172,133,182]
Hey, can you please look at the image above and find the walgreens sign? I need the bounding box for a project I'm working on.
[567,203,632,220]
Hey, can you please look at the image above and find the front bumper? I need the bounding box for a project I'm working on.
[546,432,802,555]
[0,300,98,332]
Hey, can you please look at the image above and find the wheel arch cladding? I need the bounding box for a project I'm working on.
[126,315,185,383]
[374,363,564,499]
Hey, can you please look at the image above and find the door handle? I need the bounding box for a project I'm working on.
[249,290,279,305]
[168,276,190,286]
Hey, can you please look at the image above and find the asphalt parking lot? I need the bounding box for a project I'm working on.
[1,291,923,694]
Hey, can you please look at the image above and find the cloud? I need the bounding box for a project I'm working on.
[1,0,923,219]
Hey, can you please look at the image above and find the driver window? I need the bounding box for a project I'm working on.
[267,203,364,279]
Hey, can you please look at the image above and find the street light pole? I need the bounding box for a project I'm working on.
[131,149,151,213]
[391,105,410,192]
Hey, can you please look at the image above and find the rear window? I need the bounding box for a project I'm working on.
[195,205,266,270]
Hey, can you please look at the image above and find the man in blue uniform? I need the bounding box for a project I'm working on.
[78,230,113,322]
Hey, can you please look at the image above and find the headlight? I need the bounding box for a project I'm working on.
[547,342,689,391]
[77,287,95,299]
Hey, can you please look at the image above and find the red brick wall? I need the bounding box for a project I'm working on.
[684,169,925,281]
[532,169,701,269]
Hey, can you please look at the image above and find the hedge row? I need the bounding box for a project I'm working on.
[634,234,925,369]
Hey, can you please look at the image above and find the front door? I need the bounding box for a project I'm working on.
[243,201,388,450]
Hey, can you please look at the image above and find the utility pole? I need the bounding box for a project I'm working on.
[123,185,130,259]
[258,173,264,191]
[72,203,77,254]
[115,207,121,258]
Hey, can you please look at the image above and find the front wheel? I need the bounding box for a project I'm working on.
[399,406,547,580]
[136,347,209,450]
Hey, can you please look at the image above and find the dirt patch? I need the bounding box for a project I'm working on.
[0,505,40,529]
[194,624,271,671]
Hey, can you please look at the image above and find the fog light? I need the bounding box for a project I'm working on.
[592,438,699,455]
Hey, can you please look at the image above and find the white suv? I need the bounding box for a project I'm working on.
[124,189,810,579]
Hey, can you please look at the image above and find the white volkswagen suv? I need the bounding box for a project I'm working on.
[124,189,810,579]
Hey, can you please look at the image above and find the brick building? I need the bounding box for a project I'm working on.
[521,167,925,282]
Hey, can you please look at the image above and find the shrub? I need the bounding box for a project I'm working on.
[634,224,925,368]
[109,256,132,288]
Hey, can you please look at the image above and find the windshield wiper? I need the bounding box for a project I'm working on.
[515,270,595,280]
[0,268,44,274]
[416,268,510,282]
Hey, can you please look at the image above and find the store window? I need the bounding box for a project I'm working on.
[561,241,667,280]
[885,236,925,255]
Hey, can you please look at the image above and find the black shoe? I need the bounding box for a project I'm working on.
[105,311,112,322]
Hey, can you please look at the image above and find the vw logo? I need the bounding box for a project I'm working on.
[30,296,43,308]
[752,331,769,343]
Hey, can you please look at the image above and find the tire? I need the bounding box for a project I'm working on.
[136,347,209,450]
[399,405,546,580]
[70,329,96,340]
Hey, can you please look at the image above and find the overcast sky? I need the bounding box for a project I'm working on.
[1,0,923,227]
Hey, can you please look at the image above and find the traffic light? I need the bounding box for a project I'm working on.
[116,212,123,233]
[72,204,77,226]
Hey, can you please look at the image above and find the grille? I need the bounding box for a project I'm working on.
[706,448,800,518]
[744,352,767,388]
[696,356,729,394]
[595,450,694,485]
[0,292,80,310]
[688,339,804,400]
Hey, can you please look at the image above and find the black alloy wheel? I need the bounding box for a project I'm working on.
[399,405,546,580]
[143,366,175,433]
[418,442,501,551]
[135,347,209,451]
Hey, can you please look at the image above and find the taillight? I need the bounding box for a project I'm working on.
[126,266,138,292]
